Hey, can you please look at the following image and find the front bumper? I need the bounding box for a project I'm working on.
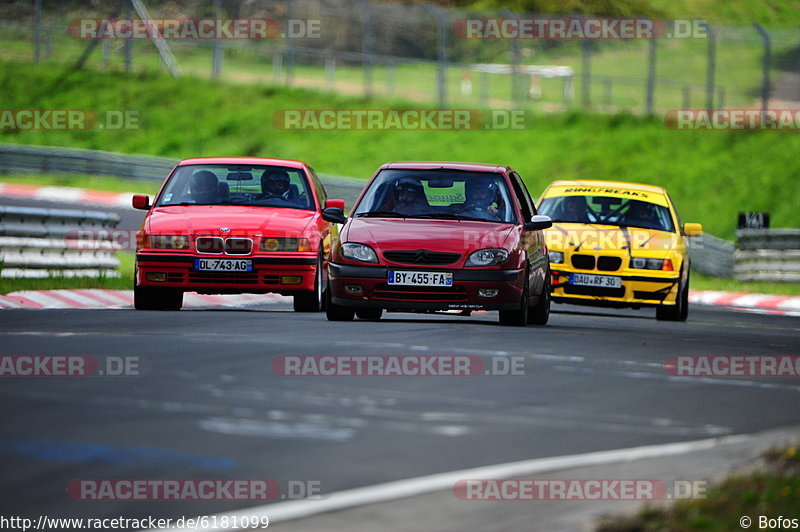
[550,267,680,308]
[135,253,317,294]
[328,263,524,311]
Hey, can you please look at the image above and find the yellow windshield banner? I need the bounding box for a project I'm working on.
[545,184,669,207]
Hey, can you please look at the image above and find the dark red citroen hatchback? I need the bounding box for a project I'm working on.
[323,162,552,326]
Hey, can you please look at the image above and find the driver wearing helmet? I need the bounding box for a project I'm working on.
[258,170,300,203]
[190,170,219,204]
[461,179,500,221]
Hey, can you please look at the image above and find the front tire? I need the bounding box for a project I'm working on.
[293,257,324,312]
[325,283,355,321]
[656,273,689,322]
[499,267,530,326]
[134,283,183,311]
[528,271,550,325]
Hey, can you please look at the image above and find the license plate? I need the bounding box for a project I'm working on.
[570,273,622,288]
[194,259,252,272]
[388,270,453,287]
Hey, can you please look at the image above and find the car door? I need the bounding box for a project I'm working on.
[509,171,547,297]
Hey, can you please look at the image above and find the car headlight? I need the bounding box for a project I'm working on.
[341,243,378,263]
[631,257,673,271]
[150,234,189,249]
[549,251,564,264]
[465,249,509,267]
[261,237,312,252]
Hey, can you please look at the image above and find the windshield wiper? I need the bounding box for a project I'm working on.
[355,211,406,218]
[408,213,496,222]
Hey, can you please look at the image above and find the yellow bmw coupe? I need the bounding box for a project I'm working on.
[538,180,702,321]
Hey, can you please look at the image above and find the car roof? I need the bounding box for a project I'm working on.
[546,179,667,195]
[380,161,509,173]
[178,157,307,169]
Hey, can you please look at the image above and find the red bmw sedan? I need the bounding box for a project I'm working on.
[132,157,343,311]
[322,162,553,326]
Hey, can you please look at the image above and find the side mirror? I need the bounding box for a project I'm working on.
[322,207,347,224]
[324,199,346,211]
[525,214,553,231]
[683,222,703,237]
[132,194,150,210]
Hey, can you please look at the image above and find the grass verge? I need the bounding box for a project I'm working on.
[690,272,800,297]
[596,443,800,531]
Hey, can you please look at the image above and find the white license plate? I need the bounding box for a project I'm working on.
[194,259,252,272]
[388,270,453,287]
[570,273,622,288]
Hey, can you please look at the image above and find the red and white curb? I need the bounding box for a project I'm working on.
[0,290,290,310]
[0,182,136,208]
[689,290,800,317]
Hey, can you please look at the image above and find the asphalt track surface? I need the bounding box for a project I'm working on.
[1,301,799,528]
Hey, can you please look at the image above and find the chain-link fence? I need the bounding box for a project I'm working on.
[3,0,800,114]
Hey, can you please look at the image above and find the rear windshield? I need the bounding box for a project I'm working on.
[352,169,517,224]
[156,164,315,210]
[538,195,675,232]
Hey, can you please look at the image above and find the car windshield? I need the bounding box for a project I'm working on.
[538,195,675,232]
[155,164,315,210]
[352,169,517,224]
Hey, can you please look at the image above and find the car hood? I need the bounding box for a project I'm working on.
[343,218,515,254]
[145,205,316,236]
[547,223,682,253]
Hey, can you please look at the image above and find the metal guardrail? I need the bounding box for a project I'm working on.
[0,143,365,207]
[734,229,800,282]
[0,205,121,278]
[689,233,735,278]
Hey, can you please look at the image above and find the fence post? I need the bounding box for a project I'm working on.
[704,22,715,109]
[124,0,133,72]
[752,23,771,112]
[502,9,521,109]
[682,85,690,109]
[285,0,295,85]
[387,60,395,96]
[604,79,612,107]
[33,0,42,63]
[646,38,656,114]
[480,71,489,107]
[582,38,591,108]
[212,0,223,78]
[426,5,447,109]
[354,0,374,98]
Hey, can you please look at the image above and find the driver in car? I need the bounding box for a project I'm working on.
[191,170,219,204]
[461,179,500,220]
[258,170,300,204]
